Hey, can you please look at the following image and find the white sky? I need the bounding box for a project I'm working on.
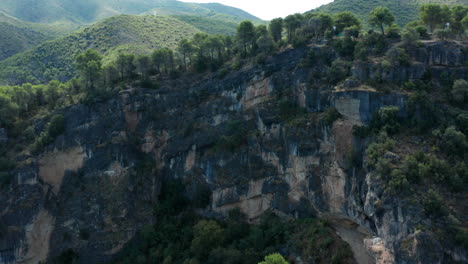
[178,0,334,20]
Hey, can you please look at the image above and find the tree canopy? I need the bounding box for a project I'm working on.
[369,7,396,34]
[258,253,289,264]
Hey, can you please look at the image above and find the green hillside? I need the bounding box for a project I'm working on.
[142,1,263,24]
[174,15,238,35]
[0,12,78,37]
[0,15,201,84]
[0,0,262,25]
[313,0,468,27]
[0,22,50,61]
[0,12,82,61]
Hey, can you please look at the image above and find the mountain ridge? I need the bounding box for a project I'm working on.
[0,15,202,84]
[312,0,468,27]
[0,0,263,25]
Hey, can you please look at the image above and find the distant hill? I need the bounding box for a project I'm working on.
[0,15,201,84]
[313,0,468,27]
[0,22,50,61]
[0,12,81,61]
[172,15,238,35]
[0,12,79,37]
[0,0,261,62]
[142,1,262,24]
[0,0,262,25]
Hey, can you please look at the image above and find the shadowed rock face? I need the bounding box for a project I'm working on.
[0,43,466,264]
[351,41,468,83]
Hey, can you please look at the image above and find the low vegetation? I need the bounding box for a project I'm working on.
[109,178,353,264]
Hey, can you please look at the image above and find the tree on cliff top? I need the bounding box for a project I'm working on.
[369,7,395,35]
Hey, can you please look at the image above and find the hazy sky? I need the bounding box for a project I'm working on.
[179,0,334,20]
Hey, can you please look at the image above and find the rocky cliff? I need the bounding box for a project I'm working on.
[0,41,466,264]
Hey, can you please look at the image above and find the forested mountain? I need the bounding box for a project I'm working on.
[0,15,201,84]
[0,0,262,25]
[313,0,468,27]
[0,22,50,61]
[142,1,262,24]
[0,11,79,37]
[0,1,467,264]
[173,15,238,35]
[0,0,260,62]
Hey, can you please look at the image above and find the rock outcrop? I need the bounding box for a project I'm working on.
[0,42,466,264]
[352,41,468,83]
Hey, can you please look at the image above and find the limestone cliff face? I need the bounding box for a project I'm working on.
[351,41,468,82]
[0,43,466,264]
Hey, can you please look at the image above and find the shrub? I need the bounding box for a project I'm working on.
[354,32,387,60]
[48,114,65,138]
[191,220,225,259]
[370,106,401,134]
[415,26,428,38]
[330,37,356,58]
[385,24,400,39]
[216,120,249,151]
[155,178,188,216]
[422,189,446,217]
[456,113,468,134]
[323,107,342,126]
[33,114,66,153]
[441,127,467,156]
[259,253,289,264]
[434,28,452,40]
[365,132,395,167]
[329,60,351,84]
[387,169,410,193]
[406,91,439,131]
[385,47,410,66]
[451,79,468,104]
[401,155,423,183]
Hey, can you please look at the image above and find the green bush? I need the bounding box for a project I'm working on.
[48,114,65,138]
[406,91,439,131]
[433,28,452,40]
[385,47,410,66]
[451,79,467,105]
[370,106,401,134]
[441,127,467,157]
[330,37,357,58]
[215,120,249,151]
[258,253,288,264]
[401,28,420,46]
[329,60,351,84]
[323,107,342,126]
[365,132,395,167]
[33,114,66,153]
[422,189,446,217]
[354,32,387,60]
[191,220,225,259]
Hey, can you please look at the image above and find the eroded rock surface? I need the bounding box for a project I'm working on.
[0,43,466,264]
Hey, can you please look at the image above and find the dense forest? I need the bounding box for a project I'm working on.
[0,2,467,264]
